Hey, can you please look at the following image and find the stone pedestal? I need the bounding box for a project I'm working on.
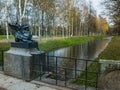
[4,42,45,81]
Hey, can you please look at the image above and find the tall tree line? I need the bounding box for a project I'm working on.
[0,0,106,38]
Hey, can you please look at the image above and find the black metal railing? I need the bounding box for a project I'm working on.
[31,54,100,90]
[0,50,5,71]
[0,50,101,89]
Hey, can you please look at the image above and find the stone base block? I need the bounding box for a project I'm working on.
[4,47,45,81]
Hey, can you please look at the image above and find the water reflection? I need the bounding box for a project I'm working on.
[48,38,109,59]
[46,37,111,79]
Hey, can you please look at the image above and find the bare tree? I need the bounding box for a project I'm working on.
[102,0,120,35]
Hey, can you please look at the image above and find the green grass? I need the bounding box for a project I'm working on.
[73,36,120,87]
[0,35,14,40]
[72,61,99,87]
[0,43,10,61]
[38,36,96,52]
[98,36,120,60]
[0,35,11,61]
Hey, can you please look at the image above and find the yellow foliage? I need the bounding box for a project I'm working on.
[100,17,109,34]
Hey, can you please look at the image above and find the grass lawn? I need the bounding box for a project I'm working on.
[0,35,14,40]
[0,43,10,61]
[72,36,120,87]
[38,36,95,52]
[38,36,105,52]
[98,36,120,60]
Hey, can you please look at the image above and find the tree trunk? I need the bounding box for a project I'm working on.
[5,0,9,40]
[41,10,44,36]
[19,0,22,25]
[19,0,28,25]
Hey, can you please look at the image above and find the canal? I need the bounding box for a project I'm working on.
[46,37,112,80]
[48,37,111,59]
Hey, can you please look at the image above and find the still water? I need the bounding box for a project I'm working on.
[48,38,110,59]
[46,37,112,79]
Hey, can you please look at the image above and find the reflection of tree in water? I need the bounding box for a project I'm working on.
[47,38,110,80]
[86,39,108,59]
[87,40,97,59]
[57,46,81,80]
[57,58,75,80]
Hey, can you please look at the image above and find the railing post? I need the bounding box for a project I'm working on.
[39,55,42,80]
[85,60,88,90]
[65,68,67,87]
[55,57,58,85]
[2,50,4,71]
[96,61,101,90]
[47,55,49,72]
[75,59,77,79]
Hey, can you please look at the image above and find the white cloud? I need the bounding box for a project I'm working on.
[90,0,103,15]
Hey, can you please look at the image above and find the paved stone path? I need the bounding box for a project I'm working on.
[0,72,57,90]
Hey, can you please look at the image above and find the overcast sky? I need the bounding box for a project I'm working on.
[90,0,112,24]
[90,0,104,15]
